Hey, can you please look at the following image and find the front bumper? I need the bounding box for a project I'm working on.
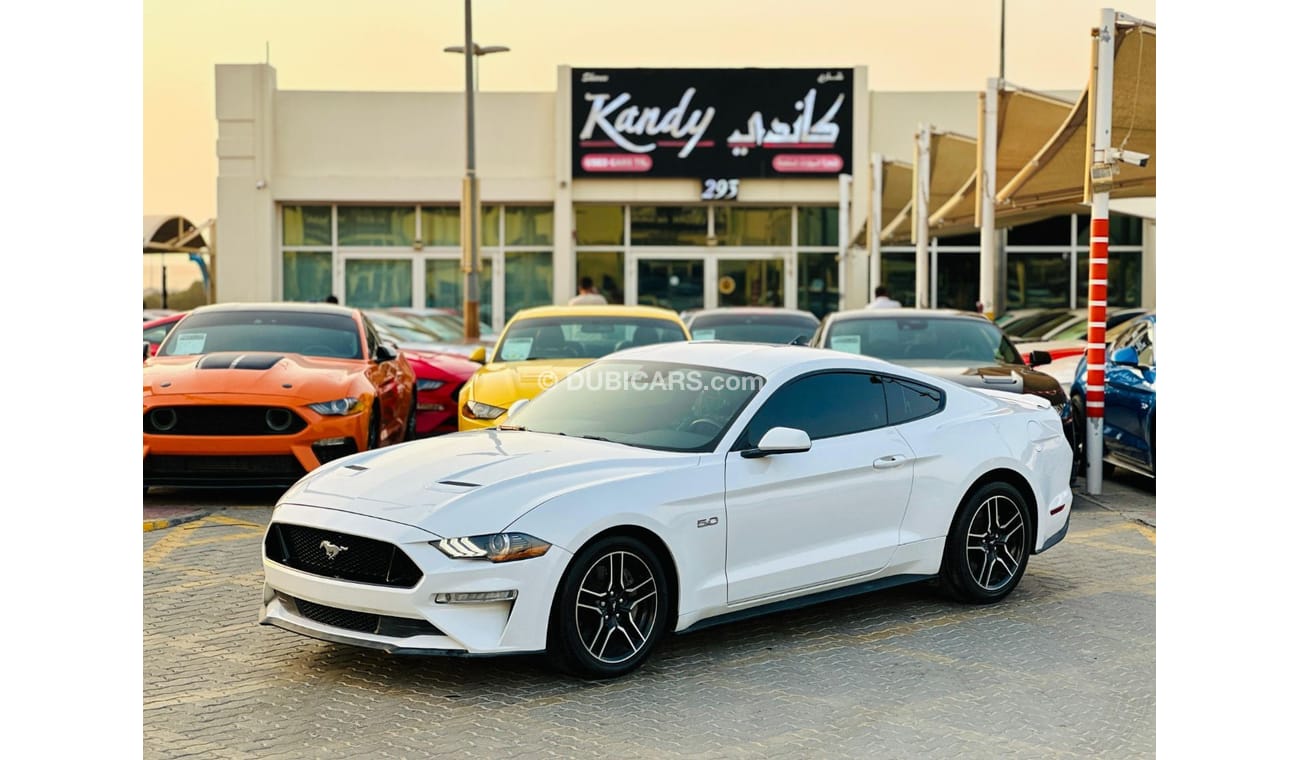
[142,395,368,486]
[260,503,572,655]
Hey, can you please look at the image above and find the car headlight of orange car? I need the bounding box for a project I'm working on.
[308,397,361,415]
[463,400,507,420]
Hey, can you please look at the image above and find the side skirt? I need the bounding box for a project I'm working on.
[677,573,935,635]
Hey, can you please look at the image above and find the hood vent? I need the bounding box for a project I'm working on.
[438,480,481,488]
[196,352,285,370]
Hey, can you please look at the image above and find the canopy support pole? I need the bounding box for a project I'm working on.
[913,124,931,308]
[978,79,998,318]
[869,153,883,296]
[1085,8,1116,495]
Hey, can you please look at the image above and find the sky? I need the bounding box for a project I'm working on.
[10,1,1300,755]
[143,0,1157,226]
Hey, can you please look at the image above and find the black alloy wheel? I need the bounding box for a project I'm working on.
[940,482,1032,604]
[548,535,668,679]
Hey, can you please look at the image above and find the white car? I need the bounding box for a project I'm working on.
[260,342,1073,678]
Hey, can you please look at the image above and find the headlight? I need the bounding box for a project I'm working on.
[463,400,507,420]
[416,379,446,391]
[308,397,360,415]
[433,533,551,562]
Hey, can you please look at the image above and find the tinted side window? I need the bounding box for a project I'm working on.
[882,376,944,425]
[738,372,886,449]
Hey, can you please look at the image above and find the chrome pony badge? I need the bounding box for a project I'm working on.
[319,540,349,560]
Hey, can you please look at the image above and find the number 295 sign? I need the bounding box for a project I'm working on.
[573,68,853,179]
[701,178,739,200]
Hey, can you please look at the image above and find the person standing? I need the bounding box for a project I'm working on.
[568,276,608,305]
[866,286,902,309]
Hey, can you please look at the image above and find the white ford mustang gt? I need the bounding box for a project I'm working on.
[261,342,1073,678]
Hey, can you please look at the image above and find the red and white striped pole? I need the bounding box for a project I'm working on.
[1085,8,1116,495]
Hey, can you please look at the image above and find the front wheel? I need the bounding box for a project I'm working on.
[548,536,668,679]
[940,482,1032,604]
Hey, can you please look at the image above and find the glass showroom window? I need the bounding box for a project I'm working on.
[881,251,917,307]
[797,206,839,318]
[714,207,792,247]
[425,258,492,324]
[575,205,626,305]
[281,205,333,302]
[1076,249,1142,307]
[630,206,708,246]
[479,206,554,324]
[345,259,413,308]
[1007,252,1071,309]
[337,206,416,247]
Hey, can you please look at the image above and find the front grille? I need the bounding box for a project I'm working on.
[144,455,307,487]
[289,596,443,638]
[265,523,423,588]
[144,405,308,436]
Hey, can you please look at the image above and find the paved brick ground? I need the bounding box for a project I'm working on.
[144,494,1154,759]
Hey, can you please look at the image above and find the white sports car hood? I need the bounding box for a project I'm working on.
[279,430,696,538]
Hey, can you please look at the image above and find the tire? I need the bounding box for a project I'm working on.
[547,535,669,679]
[404,391,418,442]
[940,482,1032,604]
[1071,396,1115,478]
[366,401,381,451]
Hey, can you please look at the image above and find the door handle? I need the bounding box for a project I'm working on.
[873,455,907,469]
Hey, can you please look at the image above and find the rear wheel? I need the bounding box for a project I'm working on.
[940,482,1031,604]
[548,535,668,679]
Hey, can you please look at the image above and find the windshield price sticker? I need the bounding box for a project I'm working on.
[499,337,534,362]
[173,332,207,355]
[701,178,739,200]
[830,335,861,354]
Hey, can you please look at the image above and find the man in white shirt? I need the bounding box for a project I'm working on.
[866,286,902,309]
[568,277,609,305]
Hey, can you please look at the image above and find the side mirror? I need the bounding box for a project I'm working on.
[143,341,152,360]
[469,345,487,363]
[741,427,812,459]
[1027,350,1052,367]
[375,343,399,362]
[507,398,529,418]
[1112,346,1140,367]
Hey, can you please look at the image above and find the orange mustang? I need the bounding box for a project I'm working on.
[143,303,417,489]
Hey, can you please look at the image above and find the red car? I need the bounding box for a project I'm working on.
[365,315,480,437]
[400,349,481,437]
[144,312,188,357]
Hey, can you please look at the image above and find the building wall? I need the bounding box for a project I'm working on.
[213,64,1152,312]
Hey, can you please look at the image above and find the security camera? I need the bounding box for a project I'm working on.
[1110,149,1150,168]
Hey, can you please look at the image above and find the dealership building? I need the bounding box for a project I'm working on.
[213,63,1154,331]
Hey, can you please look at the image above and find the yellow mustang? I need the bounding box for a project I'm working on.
[458,304,691,430]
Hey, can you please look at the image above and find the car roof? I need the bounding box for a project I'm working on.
[687,307,818,321]
[826,308,989,323]
[190,302,358,318]
[508,304,686,323]
[609,340,915,379]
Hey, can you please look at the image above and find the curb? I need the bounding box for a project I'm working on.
[144,511,210,533]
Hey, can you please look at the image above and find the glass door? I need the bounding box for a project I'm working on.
[715,254,789,309]
[423,255,497,331]
[338,254,414,308]
[632,256,705,314]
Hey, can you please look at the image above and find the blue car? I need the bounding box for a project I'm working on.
[1068,312,1156,478]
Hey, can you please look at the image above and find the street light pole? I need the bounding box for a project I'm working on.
[459,0,480,341]
[445,23,508,342]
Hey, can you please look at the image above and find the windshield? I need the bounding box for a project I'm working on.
[1018,311,1083,340]
[493,316,687,362]
[507,360,764,452]
[158,310,362,359]
[825,316,1022,364]
[364,312,446,344]
[689,313,818,345]
[1001,310,1069,337]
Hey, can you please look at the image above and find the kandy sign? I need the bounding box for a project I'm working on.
[572,68,853,178]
